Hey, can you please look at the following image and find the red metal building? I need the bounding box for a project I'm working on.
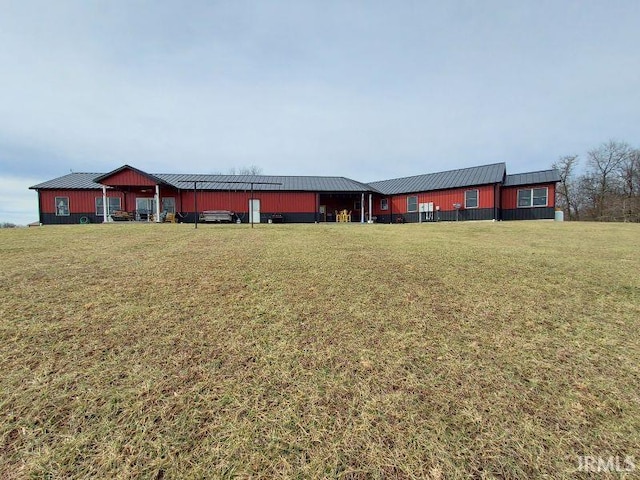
[30,163,560,224]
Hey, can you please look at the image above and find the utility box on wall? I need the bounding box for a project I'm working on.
[419,202,434,222]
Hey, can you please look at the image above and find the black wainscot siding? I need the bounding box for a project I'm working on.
[502,207,555,221]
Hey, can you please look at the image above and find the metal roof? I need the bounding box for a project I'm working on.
[156,174,374,192]
[30,173,105,190]
[368,163,506,195]
[503,169,561,187]
[30,171,375,193]
[30,163,559,193]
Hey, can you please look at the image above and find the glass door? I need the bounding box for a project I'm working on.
[136,198,156,220]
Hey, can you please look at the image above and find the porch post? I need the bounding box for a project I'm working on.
[155,184,161,223]
[361,193,365,223]
[368,193,372,223]
[102,186,108,223]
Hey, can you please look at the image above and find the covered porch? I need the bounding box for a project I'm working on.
[318,192,375,223]
[94,165,180,223]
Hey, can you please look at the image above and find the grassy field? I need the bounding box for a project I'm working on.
[0,221,639,479]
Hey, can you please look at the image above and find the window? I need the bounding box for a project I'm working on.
[407,196,418,212]
[517,187,548,207]
[380,198,388,211]
[55,197,69,216]
[95,197,122,215]
[354,201,361,210]
[162,197,176,213]
[533,188,548,206]
[465,189,478,209]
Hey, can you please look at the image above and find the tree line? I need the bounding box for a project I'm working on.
[552,140,640,222]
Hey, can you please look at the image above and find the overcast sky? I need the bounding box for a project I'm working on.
[1,0,639,224]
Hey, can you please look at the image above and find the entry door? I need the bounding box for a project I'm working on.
[249,199,260,223]
[136,198,156,219]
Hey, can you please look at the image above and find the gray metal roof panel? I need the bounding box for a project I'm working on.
[369,163,506,195]
[156,173,375,192]
[31,164,525,194]
[31,172,375,192]
[30,173,105,190]
[503,169,561,187]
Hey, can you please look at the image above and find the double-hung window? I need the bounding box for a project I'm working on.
[380,198,388,211]
[407,196,418,212]
[464,189,478,209]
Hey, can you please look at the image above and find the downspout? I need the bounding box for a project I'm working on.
[102,185,108,223]
[155,184,161,222]
[38,190,43,225]
[250,182,254,228]
[360,192,365,223]
[194,182,198,229]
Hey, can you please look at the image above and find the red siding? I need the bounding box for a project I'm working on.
[372,196,389,216]
[389,184,496,214]
[40,189,317,214]
[179,191,317,213]
[100,169,157,187]
[42,182,563,219]
[40,190,124,214]
[501,183,556,209]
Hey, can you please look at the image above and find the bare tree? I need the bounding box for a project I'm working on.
[617,148,640,221]
[552,155,580,220]
[238,165,263,175]
[228,165,264,175]
[586,140,631,220]
[576,173,598,220]
[554,140,639,222]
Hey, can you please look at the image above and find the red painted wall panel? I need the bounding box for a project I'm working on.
[39,190,124,213]
[501,183,556,209]
[387,184,496,214]
[100,169,157,187]
[179,191,317,213]
[39,189,317,215]
[43,183,561,217]
[372,196,390,216]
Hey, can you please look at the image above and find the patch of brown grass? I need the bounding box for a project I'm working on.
[0,221,639,478]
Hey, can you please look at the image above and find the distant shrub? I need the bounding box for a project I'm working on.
[1,222,18,229]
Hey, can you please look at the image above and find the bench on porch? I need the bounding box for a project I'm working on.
[111,210,134,221]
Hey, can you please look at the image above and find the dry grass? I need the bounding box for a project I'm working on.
[0,221,639,479]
